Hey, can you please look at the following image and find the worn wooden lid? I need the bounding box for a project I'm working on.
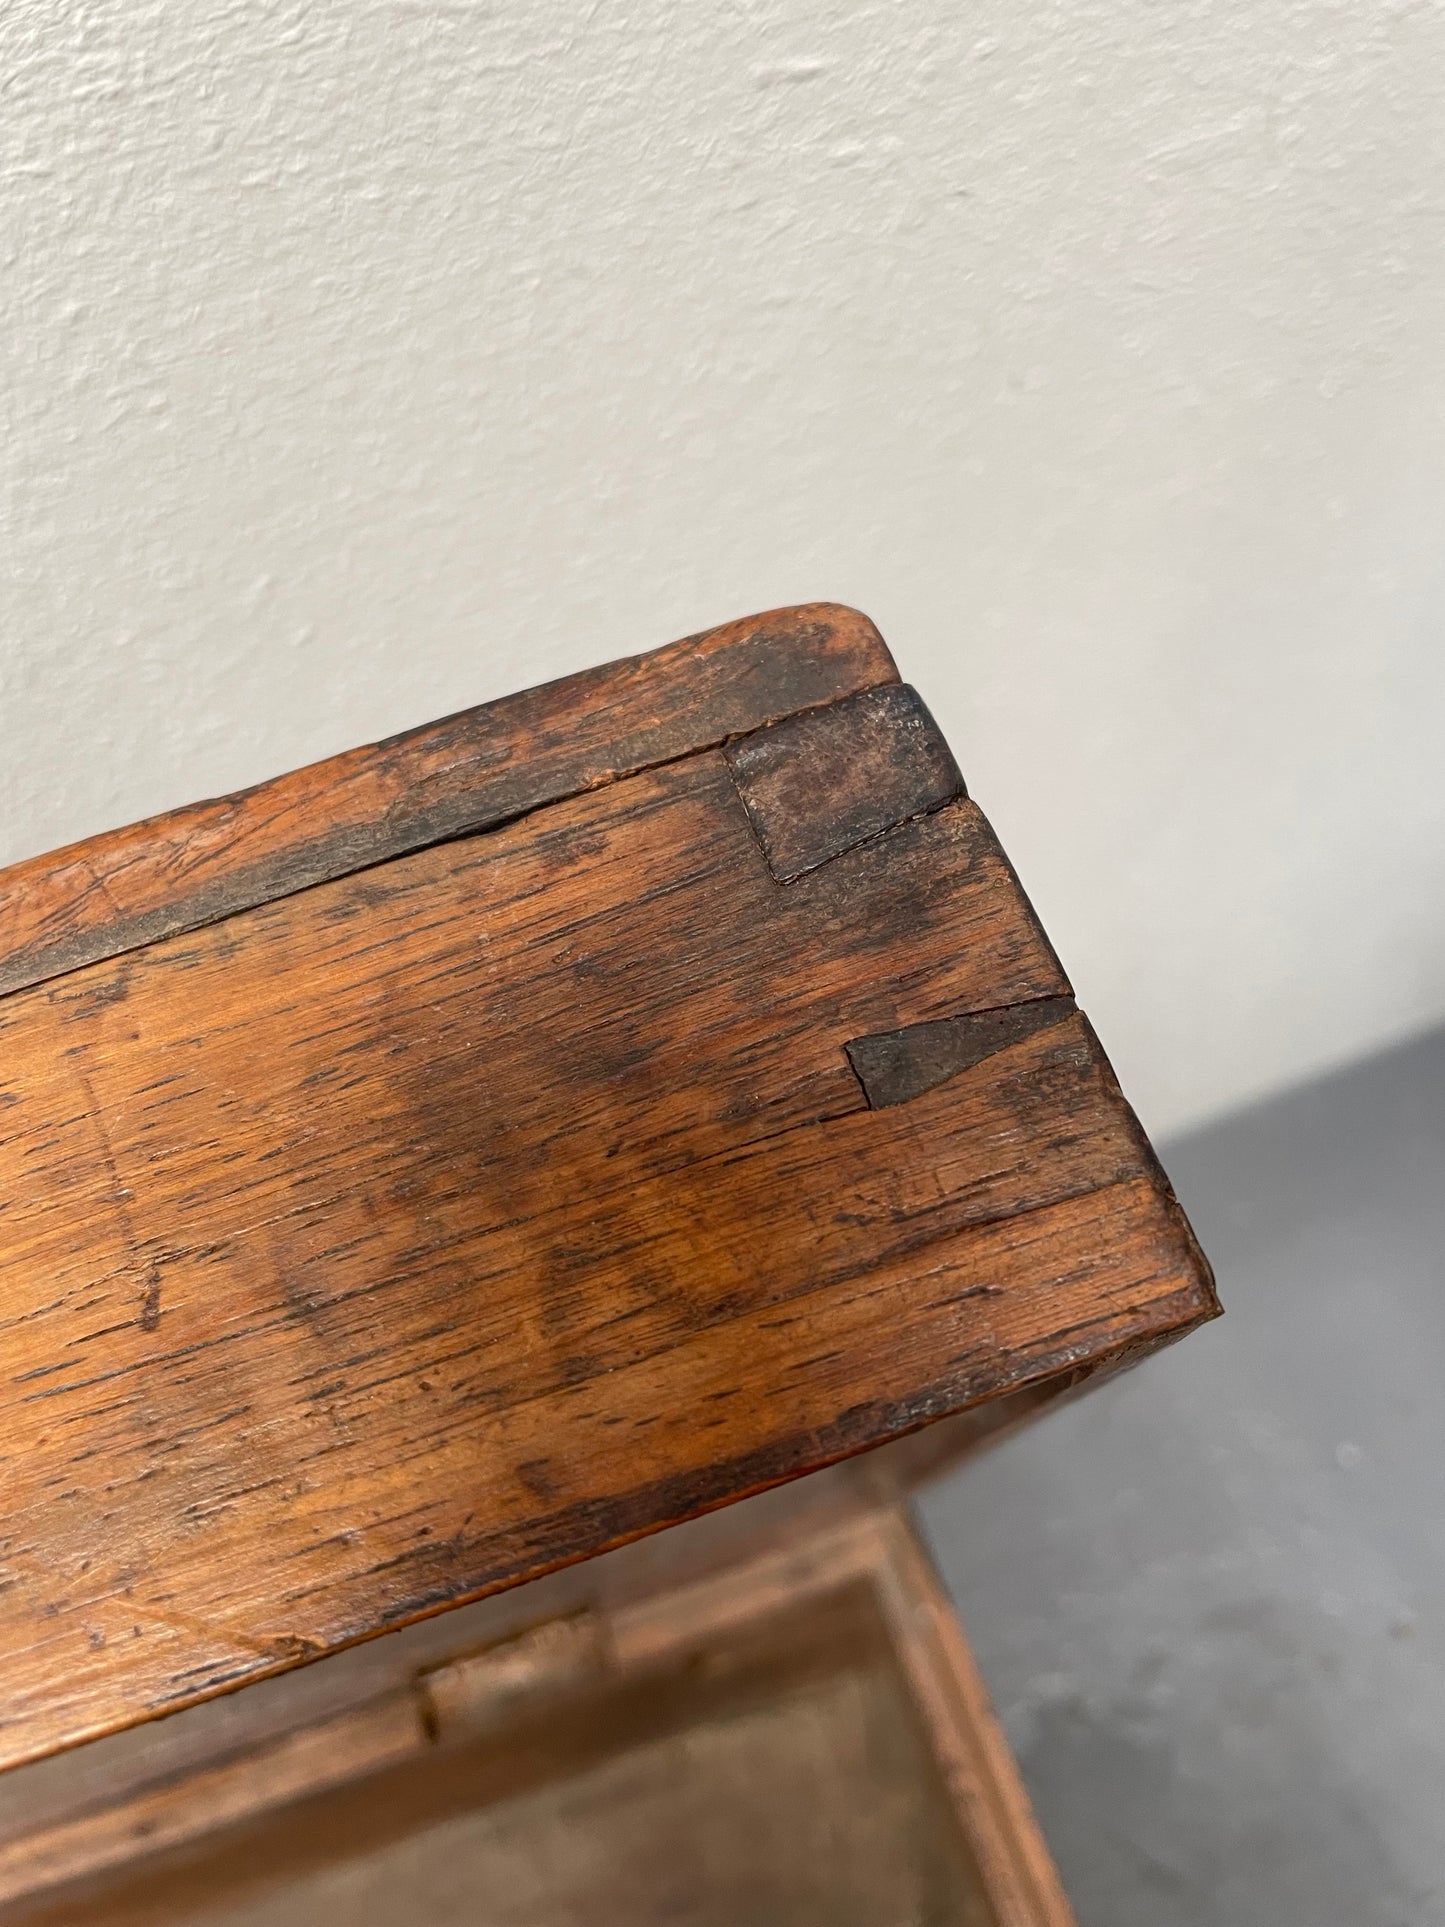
[0,604,1216,1773]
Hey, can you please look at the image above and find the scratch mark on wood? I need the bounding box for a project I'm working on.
[139,1268,162,1334]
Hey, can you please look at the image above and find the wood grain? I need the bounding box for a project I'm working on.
[0,603,895,999]
[870,1510,1078,1926]
[0,607,1216,1776]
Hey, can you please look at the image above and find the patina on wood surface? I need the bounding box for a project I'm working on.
[0,603,894,1000]
[0,604,1217,1775]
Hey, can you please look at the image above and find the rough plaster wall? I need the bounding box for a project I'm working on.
[5,0,1445,1135]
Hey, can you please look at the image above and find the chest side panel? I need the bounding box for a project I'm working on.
[0,722,1213,1773]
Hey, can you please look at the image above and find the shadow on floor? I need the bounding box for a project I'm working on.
[920,1025,1445,1927]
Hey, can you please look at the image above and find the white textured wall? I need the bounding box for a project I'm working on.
[5,0,1445,1137]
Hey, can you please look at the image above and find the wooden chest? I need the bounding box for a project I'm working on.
[0,604,1216,1921]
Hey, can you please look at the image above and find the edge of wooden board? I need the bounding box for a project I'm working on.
[0,1174,1217,1777]
[0,603,896,998]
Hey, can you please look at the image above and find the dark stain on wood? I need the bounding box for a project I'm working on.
[846,996,1079,1109]
[138,1269,162,1334]
[0,604,896,1001]
[724,684,965,883]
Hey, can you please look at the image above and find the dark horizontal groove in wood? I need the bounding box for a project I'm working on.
[0,603,896,1001]
[846,995,1079,1108]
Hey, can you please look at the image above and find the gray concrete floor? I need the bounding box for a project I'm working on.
[920,1026,1445,1927]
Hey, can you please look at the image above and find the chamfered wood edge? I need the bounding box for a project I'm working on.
[415,1278,1218,1639]
[0,603,897,1000]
